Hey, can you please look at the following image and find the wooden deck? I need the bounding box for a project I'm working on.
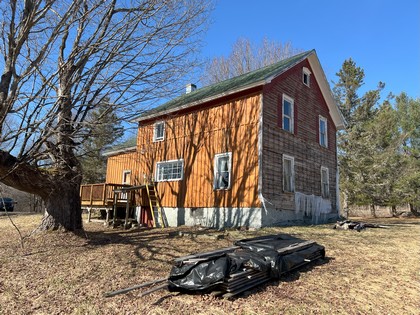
[80,183,134,226]
[80,183,162,228]
[80,183,132,208]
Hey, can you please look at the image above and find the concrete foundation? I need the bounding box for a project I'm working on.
[158,204,338,228]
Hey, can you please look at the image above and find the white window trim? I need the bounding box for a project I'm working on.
[282,154,295,193]
[321,166,330,198]
[282,94,294,133]
[302,67,311,87]
[213,152,232,190]
[153,121,165,142]
[319,115,328,148]
[155,159,184,182]
[122,170,131,185]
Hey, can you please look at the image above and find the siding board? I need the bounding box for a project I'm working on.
[106,93,262,209]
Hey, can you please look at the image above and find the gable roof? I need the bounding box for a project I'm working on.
[134,50,345,129]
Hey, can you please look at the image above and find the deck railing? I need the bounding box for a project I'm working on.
[80,183,132,207]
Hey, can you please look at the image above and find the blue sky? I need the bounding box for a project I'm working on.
[200,0,420,99]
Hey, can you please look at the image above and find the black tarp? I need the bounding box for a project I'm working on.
[168,234,325,293]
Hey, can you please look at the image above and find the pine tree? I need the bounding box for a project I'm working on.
[335,59,386,215]
[79,101,124,184]
[394,94,420,213]
[335,59,419,216]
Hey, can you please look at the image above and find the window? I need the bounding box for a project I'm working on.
[214,152,232,190]
[321,166,329,198]
[302,67,311,87]
[122,170,131,184]
[282,94,294,133]
[153,121,165,142]
[155,159,184,182]
[319,116,328,148]
[283,155,295,192]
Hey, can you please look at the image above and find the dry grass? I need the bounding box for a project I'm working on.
[0,213,418,315]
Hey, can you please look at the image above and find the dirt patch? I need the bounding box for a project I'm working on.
[0,214,419,314]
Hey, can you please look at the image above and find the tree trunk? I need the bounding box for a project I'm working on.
[0,149,83,232]
[409,203,419,216]
[342,191,349,219]
[370,204,376,218]
[39,182,83,231]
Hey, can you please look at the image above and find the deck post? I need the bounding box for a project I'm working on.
[124,191,131,229]
[87,207,92,222]
[112,191,118,227]
[105,208,111,226]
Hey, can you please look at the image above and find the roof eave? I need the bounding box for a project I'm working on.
[307,52,346,130]
[102,146,137,157]
[133,80,266,123]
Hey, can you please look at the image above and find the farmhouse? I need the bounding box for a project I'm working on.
[81,50,345,228]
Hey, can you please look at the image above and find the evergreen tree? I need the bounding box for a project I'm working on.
[335,59,389,215]
[335,59,419,216]
[333,58,365,125]
[79,101,124,184]
[394,94,420,213]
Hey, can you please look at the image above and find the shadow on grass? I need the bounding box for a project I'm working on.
[83,225,229,272]
[82,225,334,301]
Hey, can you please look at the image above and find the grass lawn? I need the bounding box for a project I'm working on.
[0,213,418,314]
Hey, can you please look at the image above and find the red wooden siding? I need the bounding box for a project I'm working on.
[106,93,262,208]
[262,59,338,210]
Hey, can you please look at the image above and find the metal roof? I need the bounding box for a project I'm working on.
[134,50,314,122]
[132,49,345,129]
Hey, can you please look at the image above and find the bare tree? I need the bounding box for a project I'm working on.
[201,37,302,85]
[0,0,212,231]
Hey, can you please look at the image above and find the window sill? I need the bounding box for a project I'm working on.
[156,179,182,182]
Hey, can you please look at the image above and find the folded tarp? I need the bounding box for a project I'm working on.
[168,234,325,293]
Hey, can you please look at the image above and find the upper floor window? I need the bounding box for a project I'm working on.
[321,166,329,198]
[319,116,328,148]
[302,67,311,87]
[214,152,232,190]
[283,155,295,192]
[282,94,294,133]
[153,121,165,142]
[122,170,131,185]
[155,159,184,182]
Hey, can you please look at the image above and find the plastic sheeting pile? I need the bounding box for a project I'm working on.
[168,234,325,298]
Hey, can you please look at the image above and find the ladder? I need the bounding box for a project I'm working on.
[145,182,165,228]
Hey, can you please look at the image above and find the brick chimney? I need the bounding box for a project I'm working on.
[186,83,197,94]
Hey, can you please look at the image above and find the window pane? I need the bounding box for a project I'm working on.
[214,154,231,190]
[156,160,183,181]
[154,122,164,141]
[283,101,291,116]
[320,120,325,133]
[283,117,290,131]
[319,118,327,147]
[282,96,293,133]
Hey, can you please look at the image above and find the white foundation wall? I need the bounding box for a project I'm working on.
[161,207,263,229]
[158,200,338,228]
[261,192,338,226]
